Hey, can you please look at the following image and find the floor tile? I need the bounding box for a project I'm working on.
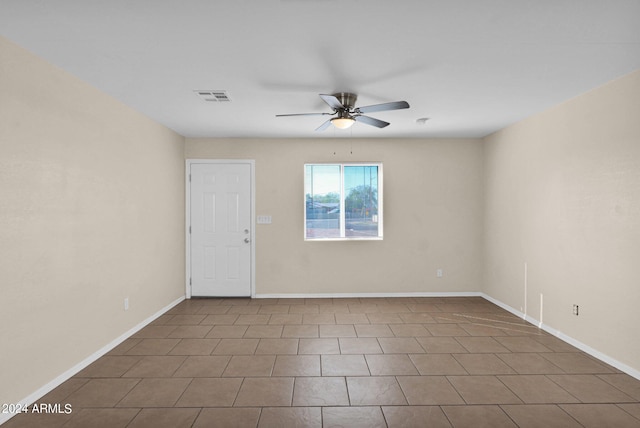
[417,336,468,353]
[396,376,464,405]
[494,336,554,352]
[168,338,221,355]
[268,314,303,325]
[547,374,636,402]
[453,353,515,375]
[254,338,299,355]
[410,354,468,375]
[175,377,242,407]
[201,314,239,325]
[347,376,407,405]
[446,375,522,404]
[234,314,271,325]
[382,406,452,428]
[366,313,404,324]
[116,378,191,407]
[282,324,319,338]
[541,352,616,374]
[354,324,394,337]
[442,405,517,428]
[65,378,140,407]
[258,407,322,428]
[398,313,437,324]
[292,377,349,406]
[598,374,640,400]
[378,337,425,353]
[335,313,369,324]
[131,325,178,338]
[192,408,261,428]
[319,324,357,337]
[322,406,387,428]
[426,324,470,336]
[302,313,336,324]
[501,404,583,428]
[498,375,580,403]
[166,325,213,338]
[272,355,321,376]
[75,356,141,378]
[234,377,294,407]
[298,338,340,354]
[222,355,275,377]
[321,354,370,376]
[560,403,640,428]
[13,296,640,428]
[365,354,419,375]
[206,325,248,338]
[212,338,259,355]
[389,323,430,337]
[258,304,290,314]
[62,409,138,428]
[454,337,510,353]
[243,325,283,338]
[339,337,383,354]
[121,355,186,377]
[172,355,231,377]
[126,408,199,428]
[124,338,180,355]
[496,352,565,374]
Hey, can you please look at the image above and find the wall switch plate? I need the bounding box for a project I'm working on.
[124,297,129,311]
[436,269,443,278]
[572,304,579,316]
[257,215,272,224]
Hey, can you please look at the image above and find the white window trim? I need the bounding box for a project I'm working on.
[304,162,383,241]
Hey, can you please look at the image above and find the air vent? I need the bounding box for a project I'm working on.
[194,90,231,102]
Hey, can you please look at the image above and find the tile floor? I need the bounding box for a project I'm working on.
[5,297,640,427]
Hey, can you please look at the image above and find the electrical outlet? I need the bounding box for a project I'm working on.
[436,269,443,278]
[124,297,129,311]
[572,304,579,316]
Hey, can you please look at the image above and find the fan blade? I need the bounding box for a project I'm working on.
[276,112,332,117]
[319,94,345,111]
[356,100,409,114]
[354,115,390,128]
[315,119,333,131]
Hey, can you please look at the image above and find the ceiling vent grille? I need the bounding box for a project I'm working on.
[194,90,231,102]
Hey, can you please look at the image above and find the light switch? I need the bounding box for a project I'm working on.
[257,215,272,224]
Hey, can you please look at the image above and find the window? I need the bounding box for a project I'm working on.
[305,163,383,240]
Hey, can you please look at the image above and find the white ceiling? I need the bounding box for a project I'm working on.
[2,0,640,139]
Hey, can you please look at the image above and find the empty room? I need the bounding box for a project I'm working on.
[1,1,639,427]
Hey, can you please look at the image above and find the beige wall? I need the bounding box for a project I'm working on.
[483,70,640,373]
[186,137,484,295]
[0,37,185,406]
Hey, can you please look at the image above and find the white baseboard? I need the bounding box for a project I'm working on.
[255,292,482,299]
[480,292,640,381]
[0,295,185,426]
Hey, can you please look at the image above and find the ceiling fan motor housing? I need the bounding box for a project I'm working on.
[333,92,358,110]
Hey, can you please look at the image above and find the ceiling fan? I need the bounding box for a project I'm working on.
[276,92,410,131]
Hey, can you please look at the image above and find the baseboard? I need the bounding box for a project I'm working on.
[480,293,640,381]
[0,295,185,426]
[255,292,482,299]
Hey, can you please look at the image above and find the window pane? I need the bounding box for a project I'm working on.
[305,165,341,239]
[344,165,379,237]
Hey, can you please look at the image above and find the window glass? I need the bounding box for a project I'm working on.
[305,163,382,240]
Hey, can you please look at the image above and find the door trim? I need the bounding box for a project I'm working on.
[186,159,256,299]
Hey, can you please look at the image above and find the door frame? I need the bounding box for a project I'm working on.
[185,159,256,299]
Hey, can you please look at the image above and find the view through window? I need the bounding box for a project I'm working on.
[305,163,382,240]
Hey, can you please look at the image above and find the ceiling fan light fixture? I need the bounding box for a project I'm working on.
[331,117,355,129]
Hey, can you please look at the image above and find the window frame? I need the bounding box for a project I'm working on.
[304,162,383,241]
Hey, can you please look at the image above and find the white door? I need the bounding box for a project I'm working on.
[189,162,253,297]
